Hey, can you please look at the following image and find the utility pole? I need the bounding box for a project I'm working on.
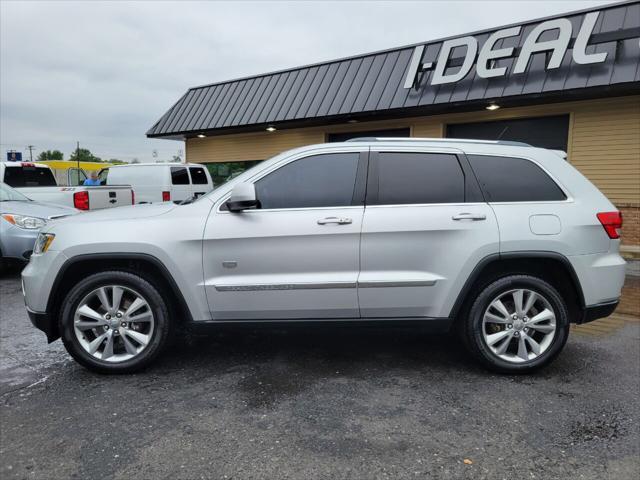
[27,145,35,162]
[76,141,80,172]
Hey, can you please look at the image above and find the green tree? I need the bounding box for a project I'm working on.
[37,150,64,161]
[69,148,102,163]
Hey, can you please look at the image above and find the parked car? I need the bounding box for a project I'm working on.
[0,161,134,210]
[0,182,78,264]
[100,163,214,204]
[21,138,625,374]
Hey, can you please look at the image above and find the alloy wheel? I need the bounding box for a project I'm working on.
[73,285,155,363]
[481,288,557,363]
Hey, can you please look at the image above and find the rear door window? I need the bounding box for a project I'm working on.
[371,152,465,205]
[468,155,567,202]
[3,166,57,187]
[170,167,190,185]
[189,167,208,185]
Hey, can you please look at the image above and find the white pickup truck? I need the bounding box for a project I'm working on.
[0,162,133,211]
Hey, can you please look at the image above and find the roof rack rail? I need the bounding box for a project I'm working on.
[344,137,532,147]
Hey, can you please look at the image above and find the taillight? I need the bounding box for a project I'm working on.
[162,191,170,202]
[597,211,622,239]
[73,191,90,210]
[131,190,135,204]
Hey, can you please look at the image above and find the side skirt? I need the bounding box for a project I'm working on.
[186,317,452,333]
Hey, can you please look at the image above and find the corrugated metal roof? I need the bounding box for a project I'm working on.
[148,1,640,138]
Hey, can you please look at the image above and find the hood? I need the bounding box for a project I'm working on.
[56,202,177,224]
[0,200,78,219]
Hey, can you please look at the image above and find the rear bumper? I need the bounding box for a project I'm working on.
[579,300,619,324]
[26,307,59,343]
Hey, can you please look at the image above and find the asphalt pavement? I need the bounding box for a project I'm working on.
[1,266,639,480]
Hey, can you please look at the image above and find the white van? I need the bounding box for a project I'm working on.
[102,163,214,204]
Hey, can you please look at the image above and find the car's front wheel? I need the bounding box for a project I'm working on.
[461,275,570,373]
[60,270,170,373]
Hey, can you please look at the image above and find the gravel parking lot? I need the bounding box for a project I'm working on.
[1,266,639,480]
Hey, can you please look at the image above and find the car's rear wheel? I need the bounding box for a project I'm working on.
[462,275,570,373]
[60,271,170,373]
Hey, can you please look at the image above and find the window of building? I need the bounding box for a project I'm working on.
[446,115,570,151]
[255,153,360,209]
[468,155,567,202]
[189,167,208,185]
[327,128,410,143]
[372,152,465,205]
[170,167,189,185]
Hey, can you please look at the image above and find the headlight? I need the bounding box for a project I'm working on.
[1,214,47,230]
[33,233,55,254]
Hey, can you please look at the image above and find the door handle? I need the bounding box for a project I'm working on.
[317,217,352,225]
[452,213,487,221]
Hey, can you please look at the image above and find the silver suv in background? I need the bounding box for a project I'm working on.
[0,182,78,264]
[21,139,626,374]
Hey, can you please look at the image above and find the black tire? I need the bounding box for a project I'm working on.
[461,274,570,374]
[60,270,171,374]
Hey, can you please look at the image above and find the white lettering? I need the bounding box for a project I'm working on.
[403,45,426,89]
[573,12,607,64]
[477,26,521,78]
[513,18,572,74]
[431,36,478,86]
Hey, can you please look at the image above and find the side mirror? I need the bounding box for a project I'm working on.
[226,183,258,212]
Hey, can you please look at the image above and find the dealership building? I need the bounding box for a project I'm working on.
[148,1,640,258]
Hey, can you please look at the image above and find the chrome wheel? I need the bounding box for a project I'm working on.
[482,288,557,364]
[73,285,155,363]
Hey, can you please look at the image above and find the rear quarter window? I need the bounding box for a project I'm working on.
[189,167,209,185]
[468,155,567,202]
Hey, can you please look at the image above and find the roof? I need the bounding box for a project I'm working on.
[148,1,640,139]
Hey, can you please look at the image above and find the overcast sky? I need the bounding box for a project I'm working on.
[0,0,619,162]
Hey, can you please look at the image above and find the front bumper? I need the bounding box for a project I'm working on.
[0,223,38,260]
[26,307,59,343]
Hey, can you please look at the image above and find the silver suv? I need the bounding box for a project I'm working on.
[22,139,626,374]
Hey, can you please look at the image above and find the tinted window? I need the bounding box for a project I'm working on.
[170,167,189,185]
[374,152,465,204]
[189,167,208,185]
[255,153,359,209]
[468,155,567,202]
[3,166,57,187]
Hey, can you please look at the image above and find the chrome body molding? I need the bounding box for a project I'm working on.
[358,280,437,288]
[214,280,437,292]
[214,282,357,292]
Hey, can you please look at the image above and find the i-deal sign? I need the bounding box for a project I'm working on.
[404,11,608,89]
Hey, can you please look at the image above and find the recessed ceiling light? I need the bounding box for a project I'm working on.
[197,134,206,138]
[266,126,277,132]
[486,104,500,111]
[347,119,359,123]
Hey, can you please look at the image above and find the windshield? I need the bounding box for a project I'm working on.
[0,182,31,202]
